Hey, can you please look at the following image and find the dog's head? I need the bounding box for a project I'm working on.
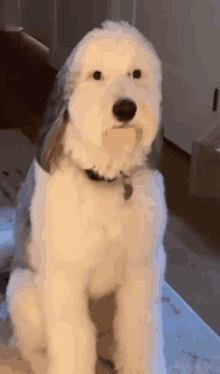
[36,21,162,179]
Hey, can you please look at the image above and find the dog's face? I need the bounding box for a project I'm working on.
[38,21,162,179]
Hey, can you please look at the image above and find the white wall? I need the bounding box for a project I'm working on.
[0,0,111,70]
[0,0,21,31]
[139,0,220,154]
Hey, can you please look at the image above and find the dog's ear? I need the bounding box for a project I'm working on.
[36,65,70,174]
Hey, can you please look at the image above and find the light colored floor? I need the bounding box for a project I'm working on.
[165,213,220,337]
[163,282,220,373]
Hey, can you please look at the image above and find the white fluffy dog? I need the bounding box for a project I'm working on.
[6,20,167,374]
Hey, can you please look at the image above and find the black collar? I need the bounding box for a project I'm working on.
[85,169,117,183]
[84,169,133,200]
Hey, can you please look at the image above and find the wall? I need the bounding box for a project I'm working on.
[139,0,220,154]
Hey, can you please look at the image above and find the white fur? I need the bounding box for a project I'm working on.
[6,20,167,374]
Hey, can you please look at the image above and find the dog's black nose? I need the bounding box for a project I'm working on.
[112,99,137,122]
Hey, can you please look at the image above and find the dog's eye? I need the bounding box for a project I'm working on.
[133,69,141,79]
[93,71,102,80]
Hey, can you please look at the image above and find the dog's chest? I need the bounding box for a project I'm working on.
[31,164,157,268]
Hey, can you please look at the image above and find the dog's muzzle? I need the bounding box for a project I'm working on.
[112,98,137,123]
[85,98,136,201]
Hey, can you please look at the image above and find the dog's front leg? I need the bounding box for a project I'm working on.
[113,265,166,374]
[43,267,96,374]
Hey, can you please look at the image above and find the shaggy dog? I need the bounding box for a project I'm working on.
[6,20,167,374]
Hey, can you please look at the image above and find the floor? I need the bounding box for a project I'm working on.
[162,138,220,258]
[0,29,220,372]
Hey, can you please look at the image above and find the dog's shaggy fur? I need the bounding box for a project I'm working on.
[6,20,167,374]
